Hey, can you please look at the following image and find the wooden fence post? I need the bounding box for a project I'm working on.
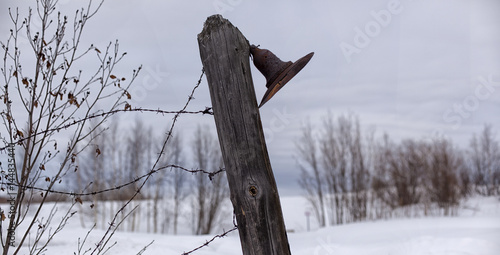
[198,15,292,255]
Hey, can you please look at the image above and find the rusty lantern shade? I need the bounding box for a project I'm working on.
[250,44,314,107]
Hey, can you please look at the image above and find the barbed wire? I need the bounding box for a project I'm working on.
[181,226,238,255]
[2,65,236,255]
[89,68,207,255]
[0,106,213,152]
[2,164,225,197]
[181,210,239,255]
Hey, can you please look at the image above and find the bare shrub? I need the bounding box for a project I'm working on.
[0,0,140,253]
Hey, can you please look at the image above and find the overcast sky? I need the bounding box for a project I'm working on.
[1,0,499,196]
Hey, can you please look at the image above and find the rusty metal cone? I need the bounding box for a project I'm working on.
[250,45,314,108]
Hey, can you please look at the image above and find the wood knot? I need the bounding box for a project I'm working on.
[248,185,258,197]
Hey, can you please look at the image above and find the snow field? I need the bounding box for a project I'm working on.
[7,196,500,254]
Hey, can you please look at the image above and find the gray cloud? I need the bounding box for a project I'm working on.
[1,0,499,196]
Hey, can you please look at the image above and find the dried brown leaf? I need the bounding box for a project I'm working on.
[75,197,83,204]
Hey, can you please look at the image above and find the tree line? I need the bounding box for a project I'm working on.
[73,119,229,235]
[296,113,500,227]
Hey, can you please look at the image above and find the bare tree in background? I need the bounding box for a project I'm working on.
[425,138,462,215]
[372,138,426,210]
[296,121,325,227]
[348,116,369,222]
[74,120,189,235]
[319,113,369,224]
[124,119,153,232]
[76,121,108,228]
[151,129,187,234]
[168,134,187,235]
[468,124,500,196]
[191,125,228,235]
[371,133,393,217]
[0,0,140,253]
[320,113,347,225]
[297,113,370,225]
[297,112,499,225]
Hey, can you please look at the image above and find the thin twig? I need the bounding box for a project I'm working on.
[136,240,154,255]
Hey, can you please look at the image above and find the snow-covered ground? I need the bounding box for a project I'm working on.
[10,196,500,254]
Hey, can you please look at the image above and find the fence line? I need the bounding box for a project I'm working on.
[0,107,213,152]
[4,164,225,197]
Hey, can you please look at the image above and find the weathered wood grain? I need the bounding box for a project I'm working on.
[198,14,291,255]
